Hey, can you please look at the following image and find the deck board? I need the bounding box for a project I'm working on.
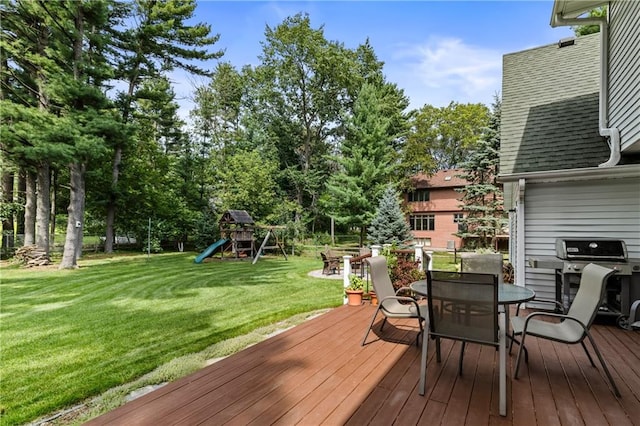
[86,304,640,425]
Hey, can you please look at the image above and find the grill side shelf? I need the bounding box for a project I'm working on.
[528,256,564,270]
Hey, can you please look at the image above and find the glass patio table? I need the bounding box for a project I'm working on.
[409,281,535,307]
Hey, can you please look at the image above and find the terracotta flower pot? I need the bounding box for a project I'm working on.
[369,291,378,306]
[346,289,364,306]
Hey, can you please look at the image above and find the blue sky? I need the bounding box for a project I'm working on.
[175,1,575,117]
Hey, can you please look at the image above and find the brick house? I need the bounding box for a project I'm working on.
[404,169,468,250]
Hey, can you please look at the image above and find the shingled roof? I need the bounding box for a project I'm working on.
[500,32,609,175]
[411,169,468,189]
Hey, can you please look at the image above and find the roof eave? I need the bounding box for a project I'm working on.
[498,164,640,184]
[551,0,609,27]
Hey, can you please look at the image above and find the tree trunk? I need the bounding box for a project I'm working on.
[36,162,51,256]
[23,170,36,246]
[16,169,26,238]
[60,163,86,269]
[50,168,57,248]
[1,171,15,256]
[104,145,122,253]
[75,168,86,261]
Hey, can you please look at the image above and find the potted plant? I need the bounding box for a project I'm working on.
[368,289,378,306]
[346,274,365,306]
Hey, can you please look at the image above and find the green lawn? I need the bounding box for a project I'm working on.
[0,252,343,425]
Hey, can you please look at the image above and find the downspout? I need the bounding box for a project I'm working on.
[551,13,621,167]
[516,179,526,287]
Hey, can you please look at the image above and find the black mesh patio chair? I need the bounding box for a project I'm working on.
[419,270,503,407]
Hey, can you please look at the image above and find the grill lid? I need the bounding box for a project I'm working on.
[556,238,628,261]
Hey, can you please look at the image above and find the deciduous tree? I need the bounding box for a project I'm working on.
[401,102,490,174]
[250,13,352,225]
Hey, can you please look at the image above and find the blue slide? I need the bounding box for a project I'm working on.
[194,239,228,263]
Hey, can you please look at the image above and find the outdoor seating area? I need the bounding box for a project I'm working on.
[87,301,639,425]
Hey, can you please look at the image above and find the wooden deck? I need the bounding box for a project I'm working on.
[87,304,640,425]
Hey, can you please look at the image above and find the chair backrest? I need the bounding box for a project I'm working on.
[427,270,499,346]
[567,263,616,328]
[365,256,396,301]
[460,253,504,285]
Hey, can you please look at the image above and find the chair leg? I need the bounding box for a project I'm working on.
[580,340,597,367]
[435,337,442,363]
[514,332,528,379]
[585,332,621,397]
[509,332,529,363]
[458,341,466,375]
[380,317,388,331]
[361,306,382,346]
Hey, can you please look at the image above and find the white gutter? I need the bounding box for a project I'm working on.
[551,11,621,167]
[498,163,640,183]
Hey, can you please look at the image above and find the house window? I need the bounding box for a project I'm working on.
[410,214,435,231]
[408,189,430,202]
[453,213,464,223]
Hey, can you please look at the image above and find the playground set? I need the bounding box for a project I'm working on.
[194,210,287,264]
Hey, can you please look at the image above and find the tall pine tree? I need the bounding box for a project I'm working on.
[456,96,506,250]
[104,0,222,253]
[324,82,402,245]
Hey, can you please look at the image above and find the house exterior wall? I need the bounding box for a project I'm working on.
[407,186,463,249]
[608,0,640,152]
[521,177,640,299]
[405,170,467,250]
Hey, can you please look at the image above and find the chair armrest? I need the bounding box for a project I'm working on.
[522,311,588,333]
[395,286,424,301]
[515,297,565,315]
[379,295,424,316]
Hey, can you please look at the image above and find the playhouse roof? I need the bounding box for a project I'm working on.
[220,210,255,225]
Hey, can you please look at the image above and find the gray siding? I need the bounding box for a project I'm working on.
[501,34,609,175]
[523,177,640,299]
[609,0,640,151]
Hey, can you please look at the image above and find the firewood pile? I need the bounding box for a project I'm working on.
[14,245,51,267]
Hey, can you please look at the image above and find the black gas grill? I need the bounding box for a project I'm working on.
[555,238,632,275]
[529,238,640,328]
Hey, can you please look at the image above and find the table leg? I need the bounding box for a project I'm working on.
[499,310,506,416]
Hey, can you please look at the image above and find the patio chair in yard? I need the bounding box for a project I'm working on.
[511,263,621,397]
[419,270,503,411]
[361,256,426,347]
[321,251,340,275]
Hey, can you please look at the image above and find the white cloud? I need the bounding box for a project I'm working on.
[389,36,502,109]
